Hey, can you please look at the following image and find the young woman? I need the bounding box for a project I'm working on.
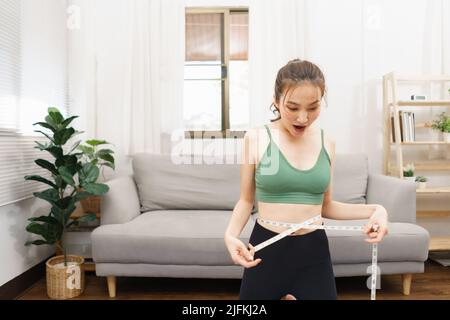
[224,59,389,300]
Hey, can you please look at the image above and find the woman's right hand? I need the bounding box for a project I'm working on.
[224,235,262,268]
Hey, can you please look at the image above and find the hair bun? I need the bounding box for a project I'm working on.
[288,58,302,64]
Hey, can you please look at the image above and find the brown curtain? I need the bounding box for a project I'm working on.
[230,13,248,61]
[185,12,248,61]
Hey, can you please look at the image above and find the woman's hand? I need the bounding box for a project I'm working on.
[224,234,262,268]
[363,205,389,243]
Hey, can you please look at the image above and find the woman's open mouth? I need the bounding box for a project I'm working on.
[293,124,307,132]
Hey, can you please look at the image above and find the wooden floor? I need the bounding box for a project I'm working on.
[17,260,450,300]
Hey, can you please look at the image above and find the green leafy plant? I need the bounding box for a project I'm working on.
[431,112,450,133]
[415,176,427,182]
[403,164,415,177]
[77,139,115,182]
[445,120,450,133]
[24,107,110,265]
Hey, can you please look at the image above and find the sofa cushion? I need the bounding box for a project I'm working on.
[332,153,368,204]
[132,153,241,211]
[92,211,429,266]
[92,210,254,265]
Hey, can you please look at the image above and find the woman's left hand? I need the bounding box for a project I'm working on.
[364,205,389,243]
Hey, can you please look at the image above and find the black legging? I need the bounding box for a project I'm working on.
[239,220,337,300]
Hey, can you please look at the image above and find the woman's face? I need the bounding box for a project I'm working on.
[274,82,322,137]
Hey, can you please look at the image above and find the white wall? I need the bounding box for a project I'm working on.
[68,0,450,213]
[68,0,132,179]
[0,0,68,287]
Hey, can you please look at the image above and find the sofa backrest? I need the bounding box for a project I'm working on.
[132,152,369,212]
[332,153,368,204]
[132,153,241,211]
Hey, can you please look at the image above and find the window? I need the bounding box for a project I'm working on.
[184,8,249,139]
[0,0,68,206]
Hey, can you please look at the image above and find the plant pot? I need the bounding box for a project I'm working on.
[77,187,102,214]
[443,132,450,143]
[403,176,416,182]
[80,195,102,214]
[46,255,85,300]
[427,130,443,159]
[417,182,427,189]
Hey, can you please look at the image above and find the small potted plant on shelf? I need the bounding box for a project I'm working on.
[415,176,428,189]
[24,107,110,300]
[444,120,450,143]
[76,140,115,216]
[431,112,450,142]
[403,164,415,182]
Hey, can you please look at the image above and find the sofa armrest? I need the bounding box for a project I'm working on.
[100,175,141,225]
[366,173,416,223]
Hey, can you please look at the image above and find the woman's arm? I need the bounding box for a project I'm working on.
[224,129,262,268]
[323,201,383,220]
[224,129,257,239]
[321,135,388,243]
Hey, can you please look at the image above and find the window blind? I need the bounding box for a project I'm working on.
[0,134,53,206]
[0,0,21,131]
[0,0,69,207]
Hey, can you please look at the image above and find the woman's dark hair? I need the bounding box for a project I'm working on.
[270,59,326,122]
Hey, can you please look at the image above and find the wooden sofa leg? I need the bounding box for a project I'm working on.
[107,276,117,298]
[402,273,412,295]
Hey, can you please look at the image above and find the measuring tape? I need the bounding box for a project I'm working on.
[254,216,379,300]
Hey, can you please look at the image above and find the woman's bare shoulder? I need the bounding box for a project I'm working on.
[322,129,335,144]
[322,129,336,160]
[243,126,271,165]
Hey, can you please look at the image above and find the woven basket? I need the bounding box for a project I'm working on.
[46,255,85,300]
[80,195,101,214]
[77,187,102,214]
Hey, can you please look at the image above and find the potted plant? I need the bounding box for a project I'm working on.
[24,107,109,299]
[402,164,415,182]
[444,120,450,143]
[415,176,428,189]
[76,140,115,216]
[431,112,450,142]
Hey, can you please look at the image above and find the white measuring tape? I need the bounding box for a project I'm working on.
[254,216,379,300]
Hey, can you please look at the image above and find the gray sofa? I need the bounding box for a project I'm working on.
[91,153,430,298]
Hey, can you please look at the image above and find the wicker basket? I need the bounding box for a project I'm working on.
[80,195,102,214]
[77,187,102,214]
[46,255,85,300]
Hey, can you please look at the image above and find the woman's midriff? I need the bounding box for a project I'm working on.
[257,201,323,236]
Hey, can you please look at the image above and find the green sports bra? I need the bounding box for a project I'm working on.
[255,125,331,205]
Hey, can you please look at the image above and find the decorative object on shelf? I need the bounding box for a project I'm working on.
[24,107,110,300]
[444,132,450,143]
[415,176,428,189]
[402,163,415,182]
[76,140,115,215]
[410,94,427,101]
[431,112,450,142]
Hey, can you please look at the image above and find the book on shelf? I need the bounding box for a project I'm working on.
[391,111,415,142]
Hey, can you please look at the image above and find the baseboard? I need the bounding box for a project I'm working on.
[0,255,52,300]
